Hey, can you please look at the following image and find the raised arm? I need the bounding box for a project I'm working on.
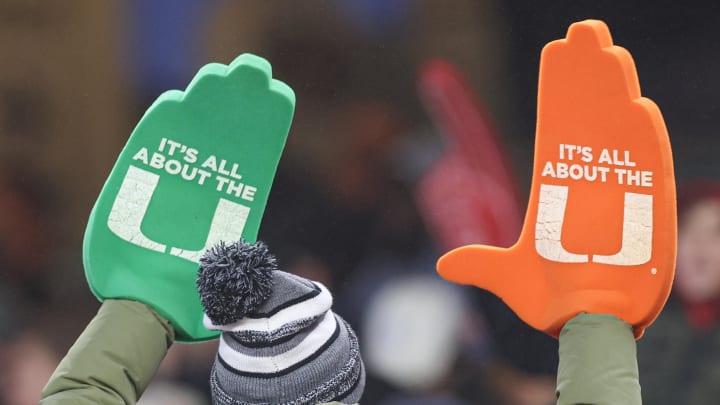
[41,300,174,405]
[556,313,641,405]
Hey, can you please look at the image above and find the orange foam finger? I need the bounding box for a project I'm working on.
[437,20,676,338]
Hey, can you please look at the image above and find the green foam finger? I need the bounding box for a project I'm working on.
[83,53,295,342]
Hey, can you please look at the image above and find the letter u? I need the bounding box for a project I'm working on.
[107,165,250,263]
[534,184,652,266]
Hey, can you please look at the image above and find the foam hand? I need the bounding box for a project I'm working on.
[83,54,295,342]
[417,60,523,250]
[437,20,676,338]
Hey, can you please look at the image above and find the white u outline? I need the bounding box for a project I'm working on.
[107,165,250,263]
[534,184,653,266]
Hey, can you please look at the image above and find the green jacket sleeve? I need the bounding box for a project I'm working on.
[556,313,641,405]
[41,299,175,405]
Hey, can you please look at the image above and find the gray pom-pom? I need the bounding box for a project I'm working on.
[197,240,277,325]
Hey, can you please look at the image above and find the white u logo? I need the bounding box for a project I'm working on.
[106,165,250,263]
[535,184,653,265]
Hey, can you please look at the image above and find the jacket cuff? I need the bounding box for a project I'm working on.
[556,313,641,405]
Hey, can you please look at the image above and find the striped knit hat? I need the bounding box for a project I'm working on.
[197,240,365,405]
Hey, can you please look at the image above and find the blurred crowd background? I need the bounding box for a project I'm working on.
[2,1,720,404]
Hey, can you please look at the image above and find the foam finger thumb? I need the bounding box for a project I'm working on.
[437,245,524,294]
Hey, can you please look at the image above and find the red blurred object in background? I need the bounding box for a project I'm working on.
[417,60,522,250]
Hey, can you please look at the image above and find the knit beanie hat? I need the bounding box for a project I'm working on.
[197,240,365,405]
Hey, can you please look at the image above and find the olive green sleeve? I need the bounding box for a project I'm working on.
[556,313,641,405]
[41,299,175,405]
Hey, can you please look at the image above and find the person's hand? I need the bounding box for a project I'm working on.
[84,54,295,342]
[437,20,676,338]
